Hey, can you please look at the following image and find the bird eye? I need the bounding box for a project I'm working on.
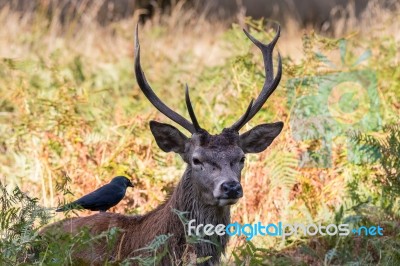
[240,157,246,163]
[192,158,202,166]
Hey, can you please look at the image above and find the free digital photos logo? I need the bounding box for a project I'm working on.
[286,41,382,168]
[187,220,384,241]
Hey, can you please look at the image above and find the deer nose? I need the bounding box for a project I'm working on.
[221,181,243,199]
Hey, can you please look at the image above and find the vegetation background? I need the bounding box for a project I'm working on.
[0,0,399,265]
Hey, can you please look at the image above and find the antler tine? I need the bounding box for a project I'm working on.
[230,25,282,131]
[230,99,254,132]
[134,25,196,133]
[185,85,202,133]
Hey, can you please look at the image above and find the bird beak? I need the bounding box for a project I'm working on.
[128,182,134,187]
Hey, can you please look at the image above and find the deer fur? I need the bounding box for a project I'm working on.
[47,167,230,265]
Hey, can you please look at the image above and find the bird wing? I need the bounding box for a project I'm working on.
[73,183,126,210]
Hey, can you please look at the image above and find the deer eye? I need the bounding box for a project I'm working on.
[192,158,202,166]
[240,157,246,164]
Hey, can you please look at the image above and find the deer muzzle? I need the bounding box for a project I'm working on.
[220,181,243,199]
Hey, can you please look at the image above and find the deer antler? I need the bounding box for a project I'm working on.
[185,85,202,132]
[134,25,197,134]
[229,25,282,132]
[135,24,281,134]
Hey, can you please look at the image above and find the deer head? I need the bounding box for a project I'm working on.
[134,25,283,207]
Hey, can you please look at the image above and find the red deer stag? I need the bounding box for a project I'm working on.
[43,24,283,265]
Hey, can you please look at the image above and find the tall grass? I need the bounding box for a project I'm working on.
[0,0,399,265]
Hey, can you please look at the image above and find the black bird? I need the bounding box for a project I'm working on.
[56,176,134,212]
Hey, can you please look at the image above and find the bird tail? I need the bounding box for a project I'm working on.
[55,207,65,212]
[55,203,82,212]
[55,205,68,212]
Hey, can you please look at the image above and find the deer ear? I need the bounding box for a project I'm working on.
[239,122,283,153]
[150,121,188,154]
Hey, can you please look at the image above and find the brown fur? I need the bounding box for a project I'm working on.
[43,168,230,265]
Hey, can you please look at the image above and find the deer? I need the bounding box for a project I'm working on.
[42,24,283,265]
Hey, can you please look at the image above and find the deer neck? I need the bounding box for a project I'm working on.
[141,167,231,264]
